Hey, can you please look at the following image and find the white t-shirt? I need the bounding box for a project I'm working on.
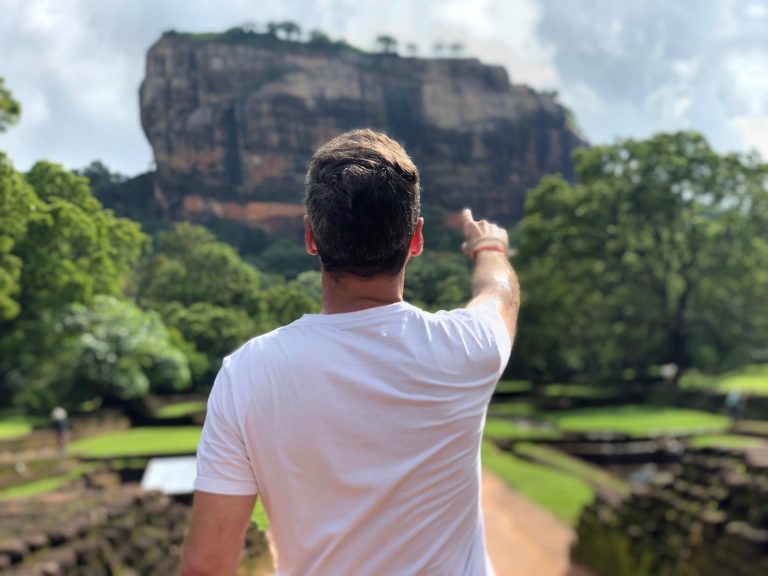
[195,300,512,575]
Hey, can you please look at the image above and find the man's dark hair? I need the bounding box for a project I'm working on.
[305,129,421,278]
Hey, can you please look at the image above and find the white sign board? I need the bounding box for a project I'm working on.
[141,456,197,495]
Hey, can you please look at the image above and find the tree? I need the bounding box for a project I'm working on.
[16,162,146,315]
[433,41,445,57]
[515,131,768,384]
[308,30,333,46]
[0,77,21,132]
[404,252,471,311]
[75,160,126,196]
[138,223,264,314]
[0,160,148,407]
[0,153,43,321]
[281,21,301,41]
[15,296,190,412]
[376,34,398,54]
[159,301,259,388]
[449,42,464,57]
[405,43,419,57]
[137,223,275,387]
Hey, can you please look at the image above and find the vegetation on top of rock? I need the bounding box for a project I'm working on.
[162,25,366,55]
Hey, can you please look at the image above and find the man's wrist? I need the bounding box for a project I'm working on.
[463,237,509,260]
[472,245,509,259]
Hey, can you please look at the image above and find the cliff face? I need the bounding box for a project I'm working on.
[140,34,584,226]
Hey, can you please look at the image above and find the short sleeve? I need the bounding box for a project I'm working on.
[440,300,513,379]
[194,367,259,495]
[468,299,513,372]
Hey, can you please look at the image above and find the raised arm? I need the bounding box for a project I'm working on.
[462,208,520,342]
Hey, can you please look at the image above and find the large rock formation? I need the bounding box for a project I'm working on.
[140,31,585,227]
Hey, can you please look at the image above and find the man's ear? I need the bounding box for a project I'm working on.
[304,216,319,256]
[409,217,424,256]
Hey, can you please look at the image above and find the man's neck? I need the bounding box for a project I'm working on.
[320,269,406,314]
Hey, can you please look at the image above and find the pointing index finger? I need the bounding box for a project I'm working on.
[461,208,474,225]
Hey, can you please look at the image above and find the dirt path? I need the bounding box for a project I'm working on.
[482,470,577,576]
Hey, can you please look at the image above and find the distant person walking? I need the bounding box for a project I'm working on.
[725,390,745,421]
[181,130,519,575]
[50,406,69,455]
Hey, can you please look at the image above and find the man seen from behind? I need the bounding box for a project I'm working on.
[181,129,520,575]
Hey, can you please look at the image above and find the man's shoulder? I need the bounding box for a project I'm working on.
[223,321,302,376]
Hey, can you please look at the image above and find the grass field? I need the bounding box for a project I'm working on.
[681,364,768,396]
[70,427,202,458]
[688,434,764,450]
[481,440,594,526]
[0,418,35,440]
[155,401,207,419]
[0,464,97,499]
[484,418,562,441]
[515,442,629,495]
[545,405,731,437]
[541,384,619,399]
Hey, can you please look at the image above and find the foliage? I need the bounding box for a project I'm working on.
[376,34,398,54]
[75,160,127,195]
[493,380,533,394]
[155,401,207,419]
[0,77,21,132]
[14,296,190,411]
[404,251,471,311]
[138,223,320,388]
[481,440,594,525]
[545,405,731,437]
[70,426,201,457]
[679,364,768,396]
[0,159,148,409]
[0,153,44,321]
[251,236,317,279]
[159,301,260,386]
[515,131,768,383]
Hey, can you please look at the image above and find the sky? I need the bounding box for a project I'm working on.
[0,0,766,175]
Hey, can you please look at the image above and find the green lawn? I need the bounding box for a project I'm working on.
[681,364,768,396]
[494,380,533,394]
[0,464,97,499]
[155,401,207,419]
[481,440,594,526]
[251,500,269,531]
[0,418,35,440]
[541,384,619,399]
[484,418,562,441]
[688,434,764,450]
[545,405,731,437]
[487,401,538,418]
[515,442,629,495]
[70,427,202,458]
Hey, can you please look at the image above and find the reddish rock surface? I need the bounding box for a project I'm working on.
[140,33,585,226]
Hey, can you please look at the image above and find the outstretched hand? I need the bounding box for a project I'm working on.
[460,208,509,260]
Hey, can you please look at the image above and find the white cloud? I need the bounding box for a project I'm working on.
[0,0,764,174]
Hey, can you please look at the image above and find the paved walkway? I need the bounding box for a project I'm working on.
[481,470,577,576]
